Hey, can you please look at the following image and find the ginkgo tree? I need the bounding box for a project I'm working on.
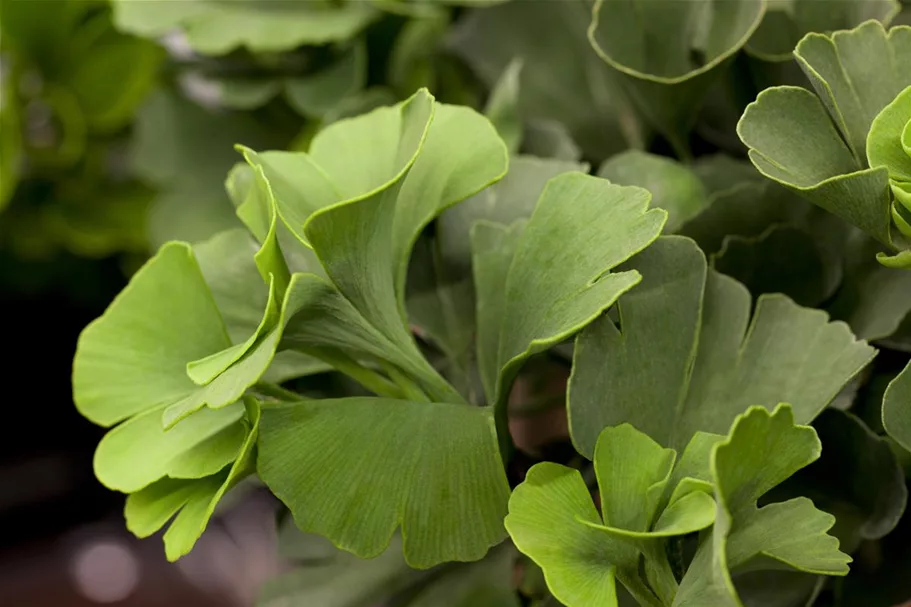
[67,2,911,606]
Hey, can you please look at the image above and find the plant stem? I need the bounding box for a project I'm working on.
[309,348,407,399]
[382,361,430,402]
[253,382,301,402]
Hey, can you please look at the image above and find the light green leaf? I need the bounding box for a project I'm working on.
[598,151,708,233]
[675,405,850,607]
[73,242,231,426]
[867,85,911,181]
[883,359,911,451]
[569,236,875,455]
[257,397,510,569]
[125,398,261,561]
[588,0,765,156]
[481,173,666,412]
[506,424,715,607]
[746,0,901,61]
[449,0,642,159]
[111,0,379,54]
[94,401,245,493]
[484,59,524,154]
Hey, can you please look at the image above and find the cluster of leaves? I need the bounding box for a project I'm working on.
[66,1,911,606]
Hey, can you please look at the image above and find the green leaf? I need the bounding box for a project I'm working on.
[94,401,246,493]
[478,173,666,412]
[883,359,911,451]
[598,151,708,233]
[484,59,524,154]
[738,21,911,253]
[285,42,367,119]
[257,535,421,607]
[65,17,164,132]
[73,242,232,426]
[439,155,588,273]
[245,89,507,402]
[133,91,285,247]
[828,229,911,341]
[569,236,876,455]
[506,425,715,607]
[745,0,901,61]
[588,0,765,156]
[774,409,907,552]
[868,85,911,181]
[125,398,261,561]
[674,405,850,607]
[111,0,379,54]
[713,225,842,307]
[0,66,20,210]
[449,0,642,160]
[257,397,510,569]
[738,86,894,245]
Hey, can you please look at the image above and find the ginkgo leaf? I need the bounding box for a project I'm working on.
[257,397,510,569]
[111,0,379,54]
[125,398,261,561]
[738,86,894,245]
[569,236,875,455]
[448,0,641,160]
[774,409,907,552]
[484,59,524,154]
[883,359,911,451]
[476,172,666,414]
[439,155,588,272]
[94,401,246,493]
[745,0,900,61]
[737,21,911,259]
[73,242,232,427]
[674,405,850,607]
[598,151,708,233]
[506,424,716,607]
[588,0,765,156]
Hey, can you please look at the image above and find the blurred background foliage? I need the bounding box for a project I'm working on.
[2,0,911,605]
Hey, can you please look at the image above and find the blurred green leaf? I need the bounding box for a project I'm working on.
[112,0,379,54]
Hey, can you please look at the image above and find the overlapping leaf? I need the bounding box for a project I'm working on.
[124,398,261,561]
[569,236,875,455]
[674,406,850,606]
[258,397,510,569]
[746,0,900,61]
[242,88,507,403]
[448,0,642,160]
[738,21,911,265]
[472,173,666,419]
[506,424,716,607]
[588,0,766,155]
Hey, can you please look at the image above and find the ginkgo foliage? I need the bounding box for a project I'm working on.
[67,3,911,607]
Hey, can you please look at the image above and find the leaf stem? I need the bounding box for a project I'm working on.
[253,382,301,402]
[382,361,431,402]
[309,348,407,399]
